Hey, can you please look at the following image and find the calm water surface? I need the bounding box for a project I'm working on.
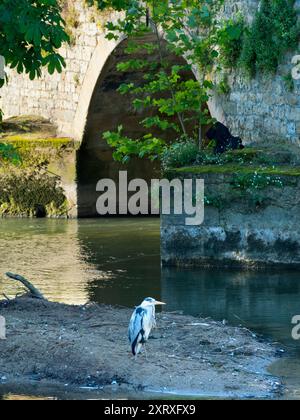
[0,218,300,399]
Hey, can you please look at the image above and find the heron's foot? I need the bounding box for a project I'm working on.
[148,335,159,340]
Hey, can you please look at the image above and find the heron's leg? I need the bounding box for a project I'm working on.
[134,343,142,361]
[144,344,148,360]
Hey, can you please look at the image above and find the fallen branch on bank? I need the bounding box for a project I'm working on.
[2,293,11,302]
[5,272,45,300]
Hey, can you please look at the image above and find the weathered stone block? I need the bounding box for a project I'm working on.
[161,173,300,268]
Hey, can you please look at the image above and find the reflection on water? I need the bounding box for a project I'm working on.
[162,268,300,346]
[0,218,161,305]
[161,268,300,399]
[1,218,300,399]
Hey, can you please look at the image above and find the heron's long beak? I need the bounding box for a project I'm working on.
[154,300,166,306]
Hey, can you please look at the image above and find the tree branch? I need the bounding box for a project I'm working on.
[5,272,45,300]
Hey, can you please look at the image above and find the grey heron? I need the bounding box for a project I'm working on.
[128,297,166,357]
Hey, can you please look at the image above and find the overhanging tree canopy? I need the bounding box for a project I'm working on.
[0,0,69,84]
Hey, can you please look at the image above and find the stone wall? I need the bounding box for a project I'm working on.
[0,0,121,138]
[0,0,299,145]
[161,171,300,268]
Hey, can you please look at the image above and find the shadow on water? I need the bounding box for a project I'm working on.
[160,268,300,400]
[1,218,300,398]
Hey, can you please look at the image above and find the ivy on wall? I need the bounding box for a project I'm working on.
[92,0,300,79]
[220,0,300,78]
[217,15,245,69]
[240,0,300,76]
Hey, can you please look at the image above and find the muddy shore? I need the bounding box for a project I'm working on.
[0,297,283,399]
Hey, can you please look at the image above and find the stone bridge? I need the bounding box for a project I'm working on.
[0,0,299,217]
[1,0,299,144]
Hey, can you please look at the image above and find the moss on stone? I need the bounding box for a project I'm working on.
[0,115,57,137]
[0,170,69,218]
[168,159,300,211]
[0,115,76,149]
[171,164,300,177]
[1,133,76,173]
[2,136,75,149]
[0,116,76,218]
[225,148,263,159]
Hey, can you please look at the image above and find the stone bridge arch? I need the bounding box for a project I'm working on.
[0,0,299,217]
[76,33,205,216]
[0,2,219,143]
[72,36,124,143]
[0,0,298,144]
[0,2,213,217]
[0,4,127,140]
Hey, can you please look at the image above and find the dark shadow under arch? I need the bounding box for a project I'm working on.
[76,34,211,217]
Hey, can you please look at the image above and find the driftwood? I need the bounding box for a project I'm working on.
[2,293,11,302]
[5,272,45,300]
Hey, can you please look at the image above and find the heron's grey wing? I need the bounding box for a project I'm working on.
[128,307,146,344]
[128,307,147,355]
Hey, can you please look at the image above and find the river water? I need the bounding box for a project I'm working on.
[0,218,300,400]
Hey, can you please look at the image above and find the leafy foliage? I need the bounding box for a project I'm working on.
[161,141,199,170]
[204,169,285,211]
[103,125,165,163]
[216,17,245,68]
[0,143,21,165]
[230,172,284,190]
[96,0,299,164]
[99,0,225,162]
[0,0,69,80]
[239,0,300,76]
